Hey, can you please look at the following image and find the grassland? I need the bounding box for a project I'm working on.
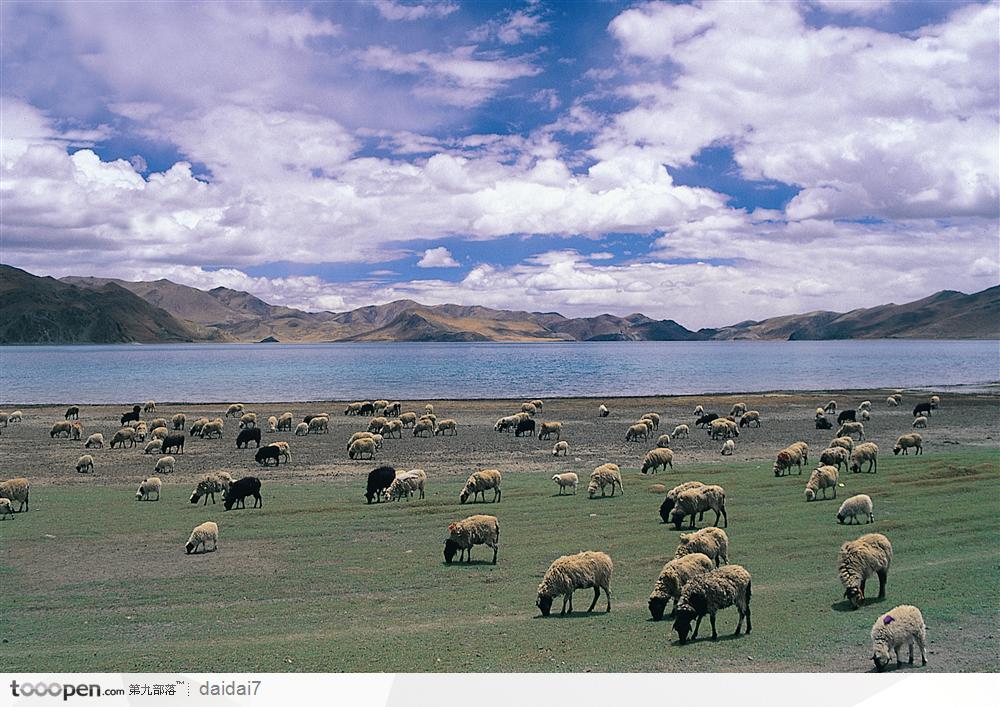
[2,449,998,672]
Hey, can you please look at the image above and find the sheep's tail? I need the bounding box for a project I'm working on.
[745,578,752,605]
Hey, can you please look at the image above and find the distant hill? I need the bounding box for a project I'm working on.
[0,264,995,343]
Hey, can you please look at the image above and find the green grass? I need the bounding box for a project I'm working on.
[2,449,998,672]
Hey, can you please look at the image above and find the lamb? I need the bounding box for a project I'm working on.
[365,466,396,503]
[120,405,141,426]
[599,404,609,417]
[720,439,735,456]
[135,477,161,502]
[588,463,624,498]
[154,456,175,475]
[672,424,689,439]
[514,418,535,437]
[537,421,562,440]
[189,418,209,437]
[190,473,233,505]
[805,465,839,501]
[434,419,458,436]
[824,400,837,413]
[161,433,185,454]
[551,472,578,494]
[838,532,892,609]
[893,433,923,456]
[912,416,928,429]
[850,442,879,474]
[385,402,401,416]
[870,605,927,671]
[641,447,674,474]
[886,396,900,407]
[236,427,262,449]
[400,412,418,428]
[816,416,833,430]
[110,427,136,449]
[672,564,752,644]
[185,521,219,554]
[223,476,263,511]
[85,433,105,449]
[837,494,875,525]
[295,422,309,436]
[459,469,502,504]
[660,481,706,523]
[413,418,435,437]
[255,444,281,466]
[75,454,94,474]
[444,514,500,564]
[171,413,186,430]
[267,416,278,433]
[625,423,649,442]
[144,440,162,454]
[738,410,761,428]
[348,437,377,460]
[729,403,747,417]
[674,526,729,566]
[648,552,716,621]
[200,421,224,439]
[65,405,80,420]
[656,433,672,448]
[693,405,704,416]
[773,446,804,476]
[386,469,427,501]
[226,403,245,418]
[50,421,73,438]
[912,402,932,417]
[819,446,851,472]
[836,421,866,440]
[277,412,294,431]
[0,478,29,512]
[536,551,613,617]
[308,416,329,434]
[552,440,569,456]
[143,400,157,413]
[669,485,727,529]
[0,498,15,519]
[641,412,661,429]
[268,441,291,463]
[830,436,854,452]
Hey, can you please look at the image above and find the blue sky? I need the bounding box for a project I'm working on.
[1,0,997,327]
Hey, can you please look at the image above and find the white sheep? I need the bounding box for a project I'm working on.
[552,440,569,456]
[537,421,562,440]
[277,412,294,431]
[143,400,157,413]
[893,433,923,456]
[75,454,94,474]
[836,421,866,440]
[185,521,219,554]
[588,463,624,498]
[172,413,186,430]
[7,410,22,423]
[383,419,403,438]
[850,442,879,474]
[871,605,927,671]
[0,498,14,520]
[155,456,175,474]
[110,427,136,448]
[838,532,892,609]
[460,469,502,503]
[641,412,661,429]
[641,447,673,474]
[348,437,376,460]
[136,477,162,501]
[267,416,278,433]
[400,412,418,428]
[693,405,704,416]
[830,436,854,452]
[444,514,500,564]
[70,421,85,441]
[859,400,872,412]
[837,494,875,525]
[824,400,837,413]
[625,423,649,442]
[671,424,689,439]
[886,396,900,407]
[656,433,672,448]
[738,410,761,428]
[551,472,578,495]
[912,415,928,428]
[412,418,434,437]
[200,421,223,439]
[295,422,309,436]
[674,526,729,566]
[143,439,161,454]
[860,409,871,422]
[387,469,427,501]
[536,551,613,617]
[150,426,169,440]
[84,433,105,449]
[226,404,244,418]
[269,441,291,463]
[434,419,458,436]
[647,552,715,621]
[598,404,609,417]
[720,439,735,456]
[819,446,851,472]
[669,485,727,529]
[773,445,804,476]
[0,478,29,512]
[729,403,747,417]
[804,465,839,501]
[929,395,940,409]
[672,564,752,644]
[308,416,329,434]
[424,404,435,416]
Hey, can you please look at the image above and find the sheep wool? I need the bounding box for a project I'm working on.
[648,552,715,621]
[819,446,850,472]
[552,440,570,457]
[536,551,613,617]
[850,442,879,474]
[185,521,219,554]
[871,605,927,671]
[912,415,929,428]
[660,481,706,523]
[893,433,923,456]
[76,454,94,474]
[443,514,500,564]
[673,564,752,644]
[0,497,14,520]
[551,472,578,494]
[674,526,729,567]
[387,469,427,501]
[459,469,502,504]
[155,456,175,474]
[136,477,162,501]
[0,477,29,512]
[669,485,727,529]
[641,447,674,474]
[837,494,875,525]
[838,532,893,609]
[804,465,839,501]
[672,424,689,439]
[588,463,624,498]
[84,433,104,449]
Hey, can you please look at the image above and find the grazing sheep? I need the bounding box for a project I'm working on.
[413,418,435,437]
[171,413,186,430]
[514,418,535,437]
[893,433,923,456]
[236,427,262,449]
[385,402,401,417]
[347,431,376,448]
[424,404,435,416]
[85,433,105,449]
[268,441,291,463]
[773,446,804,476]
[190,473,233,505]
[720,439,735,456]
[154,456,175,475]
[673,564,752,644]
[529,399,544,411]
[367,416,388,434]
[648,552,716,621]
[693,405,704,416]
[226,404,245,418]
[143,439,161,454]
[837,494,875,525]
[344,402,363,416]
[599,404,609,417]
[64,405,80,420]
[50,421,73,438]
[348,437,377,460]
[444,514,500,564]
[824,400,837,413]
[861,409,871,422]
[831,436,854,452]
[161,433,185,454]
[551,472,578,494]
[277,412,294,431]
[838,532,893,609]
[494,415,518,433]
[929,395,940,409]
[267,416,278,432]
[0,498,15,519]
[552,440,569,456]
[886,396,899,407]
[373,400,389,414]
[110,427,136,449]
[0,412,8,428]
[0,478,30,512]
[656,433,672,448]
[255,445,281,466]
[133,421,148,441]
[837,410,857,425]
[400,412,418,428]
[536,551,613,617]
[7,410,22,424]
[850,442,879,474]
[660,481,706,524]
[790,441,809,463]
[674,526,729,567]
[537,421,562,440]
[70,421,84,440]
[858,400,872,412]
[142,400,156,413]
[150,426,169,440]
[136,477,161,501]
[836,421,866,440]
[200,421,224,439]
[729,403,747,417]
[521,402,538,416]
[816,407,826,418]
[738,410,761,428]
[819,446,851,472]
[585,463,623,498]
[120,405,141,426]
[223,476,263,510]
[672,424,689,439]
[185,521,219,554]
[912,416,928,429]
[670,485,727,529]
[435,419,458,436]
[383,419,403,438]
[365,466,396,503]
[871,605,927,671]
[148,417,168,432]
[695,413,719,428]
[75,454,94,474]
[626,423,649,442]
[805,465,839,501]
[709,418,739,440]
[307,416,329,434]
[189,417,209,437]
[641,412,661,429]
[641,447,674,474]
[460,469,502,504]
[386,469,427,501]
[913,402,932,418]
[816,416,833,430]
[295,422,309,436]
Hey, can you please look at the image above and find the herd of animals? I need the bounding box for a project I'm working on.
[0,392,946,671]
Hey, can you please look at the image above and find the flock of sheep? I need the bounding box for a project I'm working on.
[0,391,942,671]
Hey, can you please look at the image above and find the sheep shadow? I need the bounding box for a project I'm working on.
[670,632,749,646]
[531,611,614,621]
[831,596,888,613]
[441,560,497,567]
[864,662,927,674]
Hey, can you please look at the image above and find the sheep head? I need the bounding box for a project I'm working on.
[443,539,460,564]
[536,594,554,617]
[648,596,668,621]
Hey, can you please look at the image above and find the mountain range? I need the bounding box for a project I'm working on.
[1,264,996,344]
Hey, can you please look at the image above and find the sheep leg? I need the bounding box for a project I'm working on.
[877,570,887,599]
[691,615,703,640]
[561,594,570,616]
[587,587,600,612]
[709,612,718,639]
[491,545,498,565]
[605,586,611,613]
[917,636,927,665]
[895,646,903,666]
[735,608,744,635]
[908,642,914,664]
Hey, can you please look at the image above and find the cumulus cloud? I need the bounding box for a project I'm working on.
[417,247,460,268]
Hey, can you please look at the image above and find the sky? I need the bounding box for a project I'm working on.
[1,0,997,328]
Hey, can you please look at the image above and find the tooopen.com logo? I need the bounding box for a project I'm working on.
[10,681,125,701]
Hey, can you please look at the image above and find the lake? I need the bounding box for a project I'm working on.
[0,340,996,405]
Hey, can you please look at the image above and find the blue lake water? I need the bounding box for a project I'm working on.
[0,340,997,404]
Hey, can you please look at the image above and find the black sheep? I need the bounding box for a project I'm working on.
[120,405,141,426]
[359,402,375,416]
[303,414,319,424]
[65,405,80,420]
[815,417,833,430]
[515,418,535,437]
[695,413,719,428]
[255,445,280,466]
[236,427,262,449]
[837,410,856,424]
[913,402,932,417]
[223,477,262,510]
[161,433,185,454]
[365,466,396,504]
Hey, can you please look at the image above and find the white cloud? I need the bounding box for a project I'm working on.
[811,0,892,17]
[417,247,460,268]
[470,5,549,45]
[373,1,458,21]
